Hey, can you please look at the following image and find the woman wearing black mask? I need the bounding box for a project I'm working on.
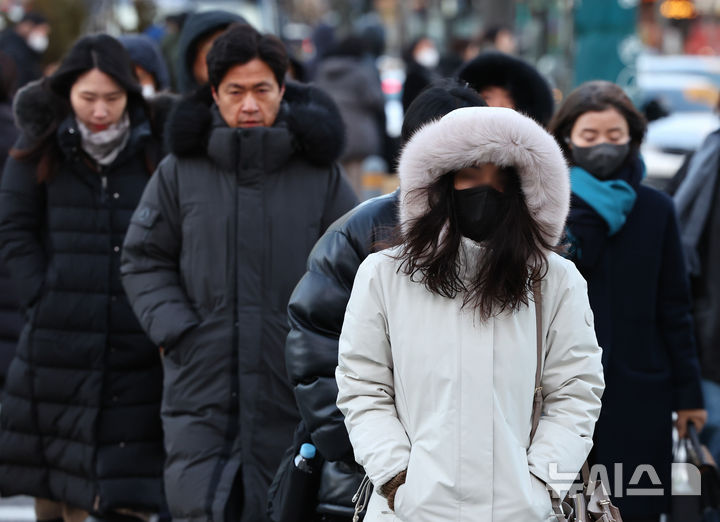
[336,107,604,521]
[550,80,706,522]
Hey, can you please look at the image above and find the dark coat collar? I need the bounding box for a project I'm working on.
[165,81,346,168]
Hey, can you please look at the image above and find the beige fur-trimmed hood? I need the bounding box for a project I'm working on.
[397,106,570,246]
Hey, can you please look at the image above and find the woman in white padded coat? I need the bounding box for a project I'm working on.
[335,107,605,522]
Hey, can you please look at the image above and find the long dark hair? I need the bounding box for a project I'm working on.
[11,34,149,181]
[395,167,553,320]
[549,80,646,164]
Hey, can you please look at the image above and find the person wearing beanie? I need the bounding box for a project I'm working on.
[457,51,555,127]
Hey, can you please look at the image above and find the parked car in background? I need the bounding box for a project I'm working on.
[636,54,720,190]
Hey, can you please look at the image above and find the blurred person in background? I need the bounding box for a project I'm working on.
[550,80,705,522]
[118,34,171,98]
[160,12,188,91]
[304,23,336,82]
[314,36,385,197]
[479,24,518,55]
[438,37,479,78]
[121,24,356,522]
[175,10,246,94]
[280,79,486,522]
[119,34,177,143]
[0,11,50,90]
[0,34,166,522]
[401,37,440,112]
[672,109,720,468]
[0,52,18,169]
[0,51,20,393]
[457,51,555,127]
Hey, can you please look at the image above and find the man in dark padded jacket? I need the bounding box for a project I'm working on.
[121,25,357,522]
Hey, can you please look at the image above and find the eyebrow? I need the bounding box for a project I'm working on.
[224,81,274,90]
[79,90,124,96]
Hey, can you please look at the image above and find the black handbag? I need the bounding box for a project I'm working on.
[687,421,720,511]
[267,422,324,522]
[671,420,720,521]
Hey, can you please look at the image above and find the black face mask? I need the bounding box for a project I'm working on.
[571,142,630,180]
[454,186,509,243]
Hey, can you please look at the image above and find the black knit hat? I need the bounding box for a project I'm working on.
[457,52,555,127]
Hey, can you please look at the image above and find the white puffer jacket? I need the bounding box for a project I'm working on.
[336,107,605,521]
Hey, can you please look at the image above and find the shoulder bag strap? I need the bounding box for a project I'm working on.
[530,280,543,442]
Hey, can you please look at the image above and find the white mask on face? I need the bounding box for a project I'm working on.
[141,84,156,98]
[415,47,439,69]
[27,32,49,53]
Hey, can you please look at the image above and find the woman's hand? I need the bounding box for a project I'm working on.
[676,409,708,438]
[380,469,407,511]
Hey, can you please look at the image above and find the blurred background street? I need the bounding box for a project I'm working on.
[2,0,720,197]
[1,1,720,521]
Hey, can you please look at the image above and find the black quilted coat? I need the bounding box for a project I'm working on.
[0,83,165,512]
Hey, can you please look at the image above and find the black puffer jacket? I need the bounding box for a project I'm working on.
[0,84,165,513]
[0,101,21,389]
[285,190,398,518]
[121,82,357,522]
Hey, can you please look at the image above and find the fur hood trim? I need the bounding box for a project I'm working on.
[457,52,555,127]
[165,81,346,166]
[12,79,66,142]
[398,106,569,246]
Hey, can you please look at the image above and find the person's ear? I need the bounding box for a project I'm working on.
[211,86,219,105]
[278,83,285,99]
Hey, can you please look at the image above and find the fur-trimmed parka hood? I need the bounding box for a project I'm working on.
[398,106,569,246]
[457,52,555,127]
[165,81,346,167]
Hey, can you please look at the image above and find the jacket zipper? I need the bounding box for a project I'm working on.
[100,171,108,203]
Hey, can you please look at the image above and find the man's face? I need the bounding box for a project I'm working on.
[212,58,285,128]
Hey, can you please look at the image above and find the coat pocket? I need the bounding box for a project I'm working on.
[529,472,554,520]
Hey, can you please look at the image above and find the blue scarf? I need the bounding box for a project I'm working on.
[570,161,644,236]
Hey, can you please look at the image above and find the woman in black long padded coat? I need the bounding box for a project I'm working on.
[550,81,706,522]
[0,34,165,521]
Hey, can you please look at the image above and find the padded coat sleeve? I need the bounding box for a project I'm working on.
[0,153,46,310]
[335,255,411,489]
[120,156,200,349]
[286,193,396,463]
[657,202,703,411]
